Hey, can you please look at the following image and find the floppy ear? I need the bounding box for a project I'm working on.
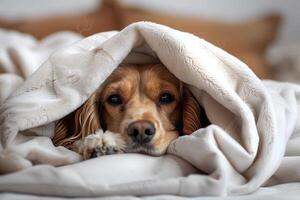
[182,87,202,135]
[53,93,101,148]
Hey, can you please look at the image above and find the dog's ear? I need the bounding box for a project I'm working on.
[53,93,101,147]
[182,87,202,135]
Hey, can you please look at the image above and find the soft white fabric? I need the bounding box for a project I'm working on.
[0,22,300,197]
[2,182,300,200]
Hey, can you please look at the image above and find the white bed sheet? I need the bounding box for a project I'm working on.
[1,183,300,200]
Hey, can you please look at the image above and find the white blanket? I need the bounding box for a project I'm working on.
[0,22,300,197]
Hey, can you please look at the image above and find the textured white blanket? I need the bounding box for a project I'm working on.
[0,22,300,197]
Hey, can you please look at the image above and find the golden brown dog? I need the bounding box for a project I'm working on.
[53,63,207,159]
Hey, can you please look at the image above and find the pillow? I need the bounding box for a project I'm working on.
[0,0,120,39]
[118,6,281,79]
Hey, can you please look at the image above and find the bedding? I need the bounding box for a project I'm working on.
[268,45,300,84]
[2,182,300,200]
[0,22,300,198]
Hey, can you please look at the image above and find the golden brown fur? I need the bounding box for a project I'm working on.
[53,63,205,158]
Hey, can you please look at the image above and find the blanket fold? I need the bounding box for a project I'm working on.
[0,22,300,197]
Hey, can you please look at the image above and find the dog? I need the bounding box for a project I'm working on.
[53,63,208,159]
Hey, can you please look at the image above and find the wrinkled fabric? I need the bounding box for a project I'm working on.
[0,22,300,197]
[2,182,300,200]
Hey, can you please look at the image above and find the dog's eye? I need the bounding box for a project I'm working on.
[159,92,174,104]
[107,94,123,105]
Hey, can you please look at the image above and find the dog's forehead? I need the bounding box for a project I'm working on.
[103,64,181,90]
[106,65,138,82]
[138,64,179,84]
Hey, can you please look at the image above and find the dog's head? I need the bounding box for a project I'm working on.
[54,64,204,155]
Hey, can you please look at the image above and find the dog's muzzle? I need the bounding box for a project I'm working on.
[127,120,156,144]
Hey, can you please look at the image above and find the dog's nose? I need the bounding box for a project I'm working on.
[127,120,156,144]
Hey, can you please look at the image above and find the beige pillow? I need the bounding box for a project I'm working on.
[0,0,120,39]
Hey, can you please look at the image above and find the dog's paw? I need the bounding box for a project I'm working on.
[75,130,126,160]
[89,131,125,158]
